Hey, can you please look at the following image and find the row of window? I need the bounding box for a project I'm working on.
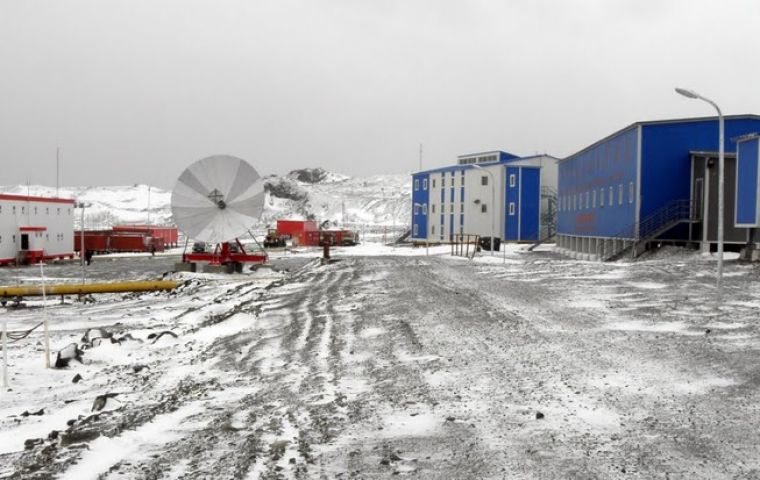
[414,202,487,215]
[458,154,498,165]
[559,182,634,212]
[0,205,71,216]
[0,233,66,244]
[414,172,471,191]
[412,223,468,237]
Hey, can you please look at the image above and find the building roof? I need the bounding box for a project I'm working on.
[456,150,519,159]
[561,114,760,164]
[0,193,75,204]
[413,154,559,176]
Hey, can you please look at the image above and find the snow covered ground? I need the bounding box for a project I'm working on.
[1,243,760,478]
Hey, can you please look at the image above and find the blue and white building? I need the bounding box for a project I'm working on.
[411,151,559,244]
[556,115,760,260]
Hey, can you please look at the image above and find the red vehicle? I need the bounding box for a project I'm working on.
[112,225,178,247]
[74,230,166,254]
[275,220,318,246]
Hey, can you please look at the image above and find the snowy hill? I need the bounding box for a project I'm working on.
[0,168,411,234]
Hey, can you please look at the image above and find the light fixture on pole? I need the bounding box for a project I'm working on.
[472,164,496,256]
[675,87,724,303]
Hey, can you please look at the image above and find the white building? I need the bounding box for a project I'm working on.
[0,194,76,265]
[411,152,559,244]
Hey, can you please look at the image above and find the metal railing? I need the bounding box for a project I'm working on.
[451,234,481,260]
[602,198,694,261]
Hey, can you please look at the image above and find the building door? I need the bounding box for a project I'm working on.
[21,234,29,250]
[693,178,703,221]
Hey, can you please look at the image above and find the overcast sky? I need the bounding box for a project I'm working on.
[2,0,759,188]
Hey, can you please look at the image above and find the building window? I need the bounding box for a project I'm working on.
[509,202,516,216]
[422,179,428,190]
[12,235,16,243]
[432,225,435,235]
[57,207,60,215]
[592,190,597,208]
[414,179,419,191]
[432,179,436,188]
[432,204,436,214]
[481,204,487,213]
[68,208,71,215]
[451,176,455,186]
[460,203,464,213]
[509,174,516,187]
[414,204,419,215]
[413,224,418,236]
[21,206,25,214]
[573,194,577,211]
[34,207,37,214]
[628,181,634,204]
[600,188,605,207]
[481,176,488,186]
[461,174,465,186]
[422,203,427,215]
[585,191,590,209]
[46,207,49,215]
[609,186,613,206]
[618,184,623,205]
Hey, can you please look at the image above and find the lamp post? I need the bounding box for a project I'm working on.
[413,202,429,256]
[76,201,89,285]
[472,164,496,256]
[675,87,724,303]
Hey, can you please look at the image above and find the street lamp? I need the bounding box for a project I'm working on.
[413,202,429,256]
[75,201,90,285]
[471,164,496,256]
[675,87,724,302]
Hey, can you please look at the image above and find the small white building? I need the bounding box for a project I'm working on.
[0,194,76,265]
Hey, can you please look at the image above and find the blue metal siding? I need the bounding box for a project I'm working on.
[736,137,760,226]
[519,168,541,241]
[505,167,520,240]
[411,173,429,239]
[640,118,760,220]
[558,127,639,238]
[499,151,520,162]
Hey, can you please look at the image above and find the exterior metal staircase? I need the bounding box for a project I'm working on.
[394,228,413,244]
[529,186,558,251]
[602,199,696,261]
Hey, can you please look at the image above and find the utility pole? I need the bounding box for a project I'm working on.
[56,147,60,198]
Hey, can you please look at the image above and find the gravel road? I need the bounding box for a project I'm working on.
[3,249,760,479]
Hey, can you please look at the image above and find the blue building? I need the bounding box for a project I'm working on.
[556,115,760,260]
[411,151,558,245]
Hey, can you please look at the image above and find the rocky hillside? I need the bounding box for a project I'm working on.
[1,168,411,233]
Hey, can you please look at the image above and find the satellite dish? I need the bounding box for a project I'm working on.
[171,155,265,243]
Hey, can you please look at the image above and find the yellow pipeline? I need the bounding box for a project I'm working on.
[0,280,179,297]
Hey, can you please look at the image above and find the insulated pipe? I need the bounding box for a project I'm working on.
[0,280,179,298]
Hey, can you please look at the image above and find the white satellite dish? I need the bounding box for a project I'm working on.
[171,155,265,244]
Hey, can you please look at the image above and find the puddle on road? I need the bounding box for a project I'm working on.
[379,411,440,438]
[606,319,689,333]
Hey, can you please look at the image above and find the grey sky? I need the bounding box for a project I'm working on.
[2,0,759,188]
